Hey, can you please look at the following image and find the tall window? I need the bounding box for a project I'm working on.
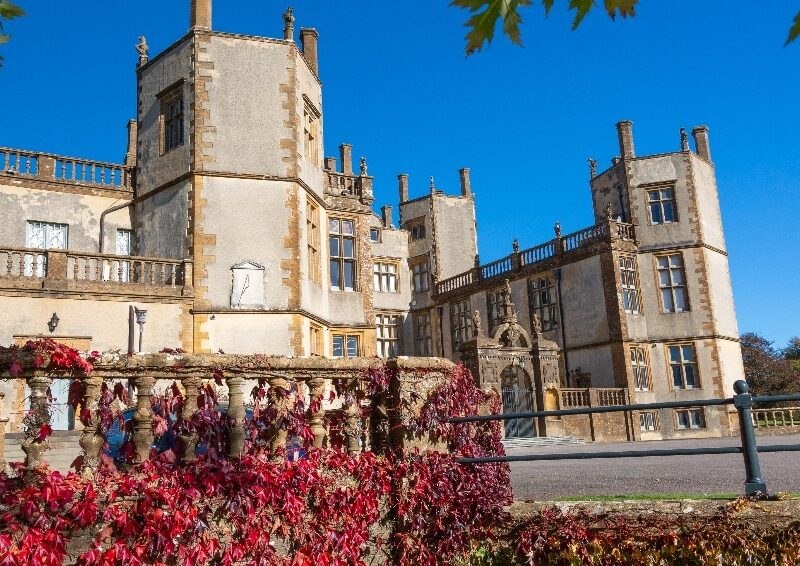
[411,258,430,293]
[631,346,651,391]
[669,344,699,389]
[675,408,705,430]
[528,276,558,331]
[115,229,133,282]
[376,313,401,358]
[329,218,356,291]
[408,220,426,241]
[414,312,433,356]
[373,262,398,293]
[450,300,473,350]
[25,221,68,277]
[620,255,641,313]
[161,86,184,153]
[647,187,676,224]
[332,334,359,358]
[306,202,320,285]
[657,254,689,313]
[486,288,504,331]
[309,324,322,356]
[639,411,658,432]
[303,106,320,166]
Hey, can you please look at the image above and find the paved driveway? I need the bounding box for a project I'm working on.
[506,434,800,500]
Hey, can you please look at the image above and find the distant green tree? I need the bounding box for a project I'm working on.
[0,0,24,67]
[741,332,800,397]
[785,336,800,372]
[451,1,800,55]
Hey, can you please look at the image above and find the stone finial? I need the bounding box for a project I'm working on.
[136,36,149,67]
[604,202,614,220]
[283,7,295,40]
[472,309,483,337]
[429,176,435,193]
[359,156,368,176]
[532,313,543,336]
[554,221,562,239]
[512,238,519,253]
[680,128,689,151]
[588,158,597,179]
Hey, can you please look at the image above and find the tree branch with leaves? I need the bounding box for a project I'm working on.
[0,0,24,67]
[451,0,800,55]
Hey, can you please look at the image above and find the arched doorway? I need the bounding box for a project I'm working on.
[500,366,536,438]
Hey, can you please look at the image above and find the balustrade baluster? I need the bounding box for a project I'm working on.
[343,391,361,456]
[308,377,327,449]
[5,252,12,276]
[150,261,157,285]
[177,376,202,462]
[71,256,80,280]
[226,375,246,458]
[22,374,52,470]
[132,376,155,463]
[117,260,124,282]
[267,376,289,457]
[78,375,104,478]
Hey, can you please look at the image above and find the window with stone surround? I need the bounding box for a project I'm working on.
[408,219,426,241]
[306,202,321,285]
[25,221,68,277]
[376,313,401,358]
[373,261,398,293]
[675,408,705,430]
[631,346,651,391]
[329,218,356,292]
[370,228,381,243]
[414,312,433,356]
[656,253,689,313]
[668,344,699,389]
[527,276,558,331]
[450,299,473,351]
[486,288,504,332]
[160,84,184,153]
[647,187,677,224]
[620,255,641,313]
[639,411,658,432]
[332,334,359,358]
[115,229,133,282]
[303,105,320,166]
[309,324,323,356]
[411,257,430,294]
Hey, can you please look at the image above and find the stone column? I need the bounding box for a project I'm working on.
[78,375,104,478]
[307,377,327,449]
[343,394,361,456]
[177,376,201,462]
[267,376,289,457]
[132,376,155,463]
[22,374,52,470]
[226,376,246,458]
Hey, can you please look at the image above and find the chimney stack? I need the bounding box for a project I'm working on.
[339,144,353,175]
[616,120,635,160]
[125,119,138,167]
[190,0,212,30]
[692,126,712,162]
[381,205,394,228]
[459,167,472,197]
[300,28,319,76]
[324,156,337,172]
[398,173,409,203]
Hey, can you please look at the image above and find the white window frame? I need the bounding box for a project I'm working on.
[376,313,401,358]
[656,253,689,313]
[373,261,399,293]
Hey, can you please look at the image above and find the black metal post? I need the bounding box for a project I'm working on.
[733,380,767,496]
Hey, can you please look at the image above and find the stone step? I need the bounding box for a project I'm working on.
[4,431,84,473]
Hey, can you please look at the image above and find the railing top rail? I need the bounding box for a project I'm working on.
[0,146,131,172]
[66,250,188,263]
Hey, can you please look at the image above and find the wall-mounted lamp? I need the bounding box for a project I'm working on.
[134,307,148,353]
[47,312,59,333]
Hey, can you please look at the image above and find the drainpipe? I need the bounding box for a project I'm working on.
[99,201,133,253]
[555,268,569,384]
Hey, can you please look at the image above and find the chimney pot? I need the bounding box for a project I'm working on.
[398,173,409,203]
[692,125,712,162]
[459,167,472,197]
[339,144,353,175]
[190,0,212,30]
[616,120,635,160]
[300,28,319,76]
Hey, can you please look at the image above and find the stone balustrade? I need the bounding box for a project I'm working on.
[560,387,629,408]
[0,146,133,191]
[435,220,637,296]
[0,247,193,297]
[1,355,455,474]
[752,407,800,429]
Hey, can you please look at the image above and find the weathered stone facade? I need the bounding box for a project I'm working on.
[0,1,743,441]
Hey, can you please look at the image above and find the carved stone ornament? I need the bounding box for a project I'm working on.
[554,221,562,239]
[136,36,149,67]
[472,309,483,336]
[360,156,368,176]
[588,157,598,178]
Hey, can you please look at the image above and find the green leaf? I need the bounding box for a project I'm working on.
[0,1,25,21]
[453,0,531,55]
[787,10,800,45]
[604,0,638,20]
[567,0,595,30]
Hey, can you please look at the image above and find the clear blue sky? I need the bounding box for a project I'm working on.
[1,1,798,346]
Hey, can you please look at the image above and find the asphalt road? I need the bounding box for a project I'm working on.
[506,434,800,500]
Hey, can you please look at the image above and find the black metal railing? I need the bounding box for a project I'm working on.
[449,380,800,496]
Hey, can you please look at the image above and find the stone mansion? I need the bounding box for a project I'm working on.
[0,0,744,441]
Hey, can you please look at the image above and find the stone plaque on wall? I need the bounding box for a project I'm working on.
[230,261,265,309]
